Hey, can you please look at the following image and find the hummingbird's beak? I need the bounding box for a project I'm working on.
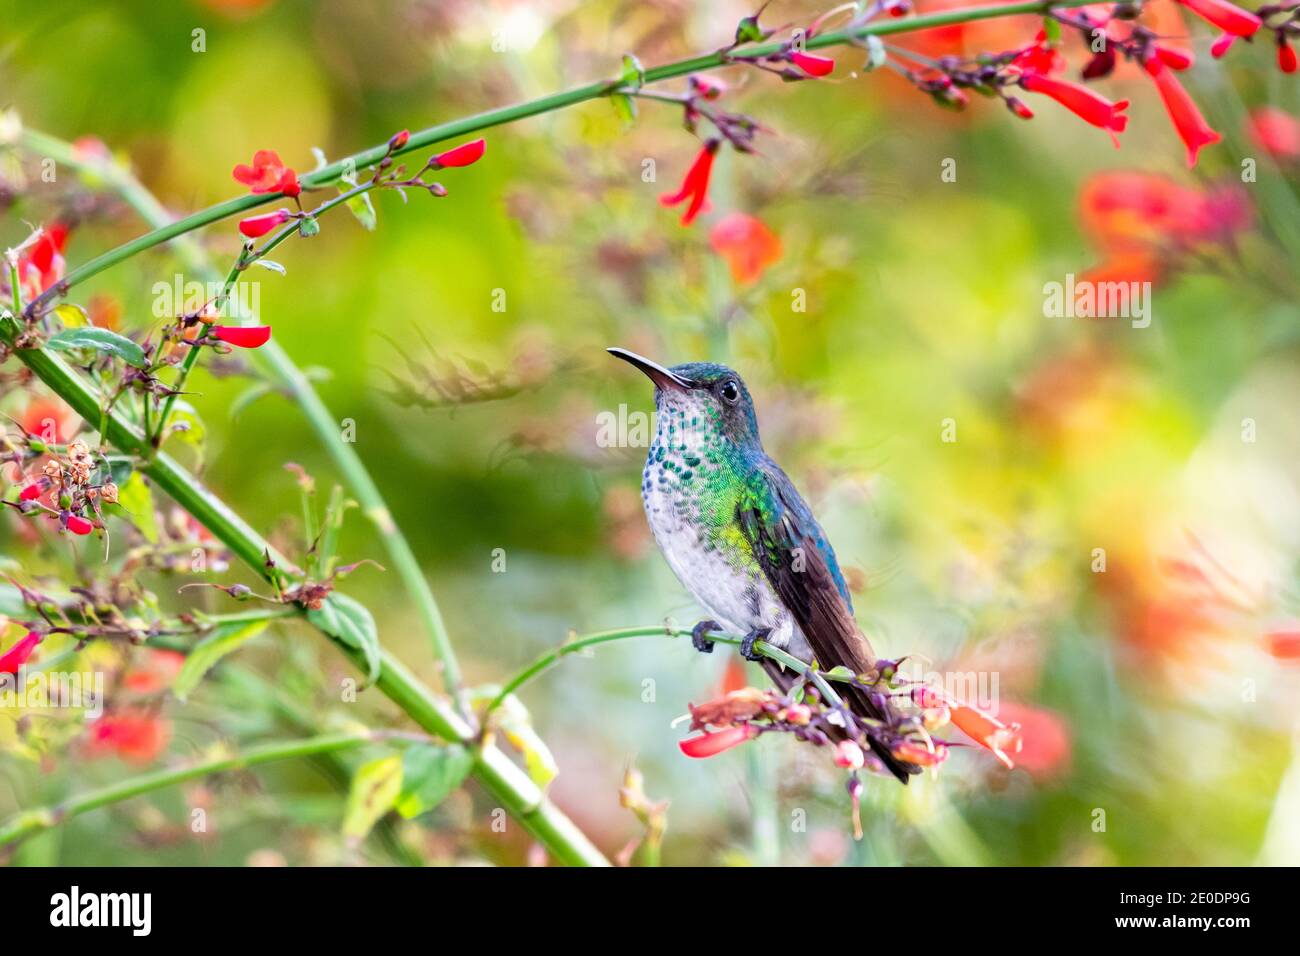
[606,348,693,391]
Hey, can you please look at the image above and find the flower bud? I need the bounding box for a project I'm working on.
[833,739,865,769]
[66,514,94,535]
[430,139,486,169]
[211,325,272,349]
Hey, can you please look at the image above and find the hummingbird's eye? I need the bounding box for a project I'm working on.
[719,380,740,404]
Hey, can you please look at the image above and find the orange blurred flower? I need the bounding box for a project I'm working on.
[995,701,1071,778]
[122,650,186,695]
[709,213,782,284]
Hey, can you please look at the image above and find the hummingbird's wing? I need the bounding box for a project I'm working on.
[736,460,919,783]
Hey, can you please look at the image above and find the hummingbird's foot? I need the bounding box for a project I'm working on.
[691,620,721,654]
[739,627,772,663]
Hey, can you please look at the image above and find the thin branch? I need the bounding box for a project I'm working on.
[0,730,385,851]
[19,0,1097,315]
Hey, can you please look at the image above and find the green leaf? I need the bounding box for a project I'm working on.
[343,755,401,842]
[864,36,887,72]
[340,187,376,231]
[172,618,270,701]
[307,592,380,684]
[1042,15,1061,44]
[113,471,158,544]
[46,327,146,368]
[610,93,637,125]
[823,665,857,680]
[619,53,645,90]
[395,744,473,819]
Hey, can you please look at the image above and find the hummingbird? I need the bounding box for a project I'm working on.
[608,348,919,783]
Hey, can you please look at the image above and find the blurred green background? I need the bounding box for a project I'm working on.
[2,0,1299,866]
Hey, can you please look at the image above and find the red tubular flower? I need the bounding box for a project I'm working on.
[943,696,1022,769]
[237,209,291,238]
[709,213,782,283]
[1019,72,1129,146]
[789,51,835,77]
[1280,39,1298,75]
[1144,58,1222,167]
[678,724,757,758]
[1174,0,1262,37]
[660,139,719,226]
[0,631,41,675]
[211,325,272,348]
[1154,46,1194,71]
[431,138,486,168]
[232,149,300,196]
[66,515,94,535]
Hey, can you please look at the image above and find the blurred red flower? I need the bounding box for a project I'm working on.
[995,701,1071,778]
[709,213,782,283]
[1266,625,1300,662]
[122,650,187,694]
[16,223,69,300]
[1077,171,1250,283]
[86,710,172,765]
[17,397,78,445]
[1247,107,1300,161]
[232,149,300,197]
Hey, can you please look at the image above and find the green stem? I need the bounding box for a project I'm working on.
[20,0,1095,315]
[0,315,608,866]
[488,624,849,713]
[0,731,377,849]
